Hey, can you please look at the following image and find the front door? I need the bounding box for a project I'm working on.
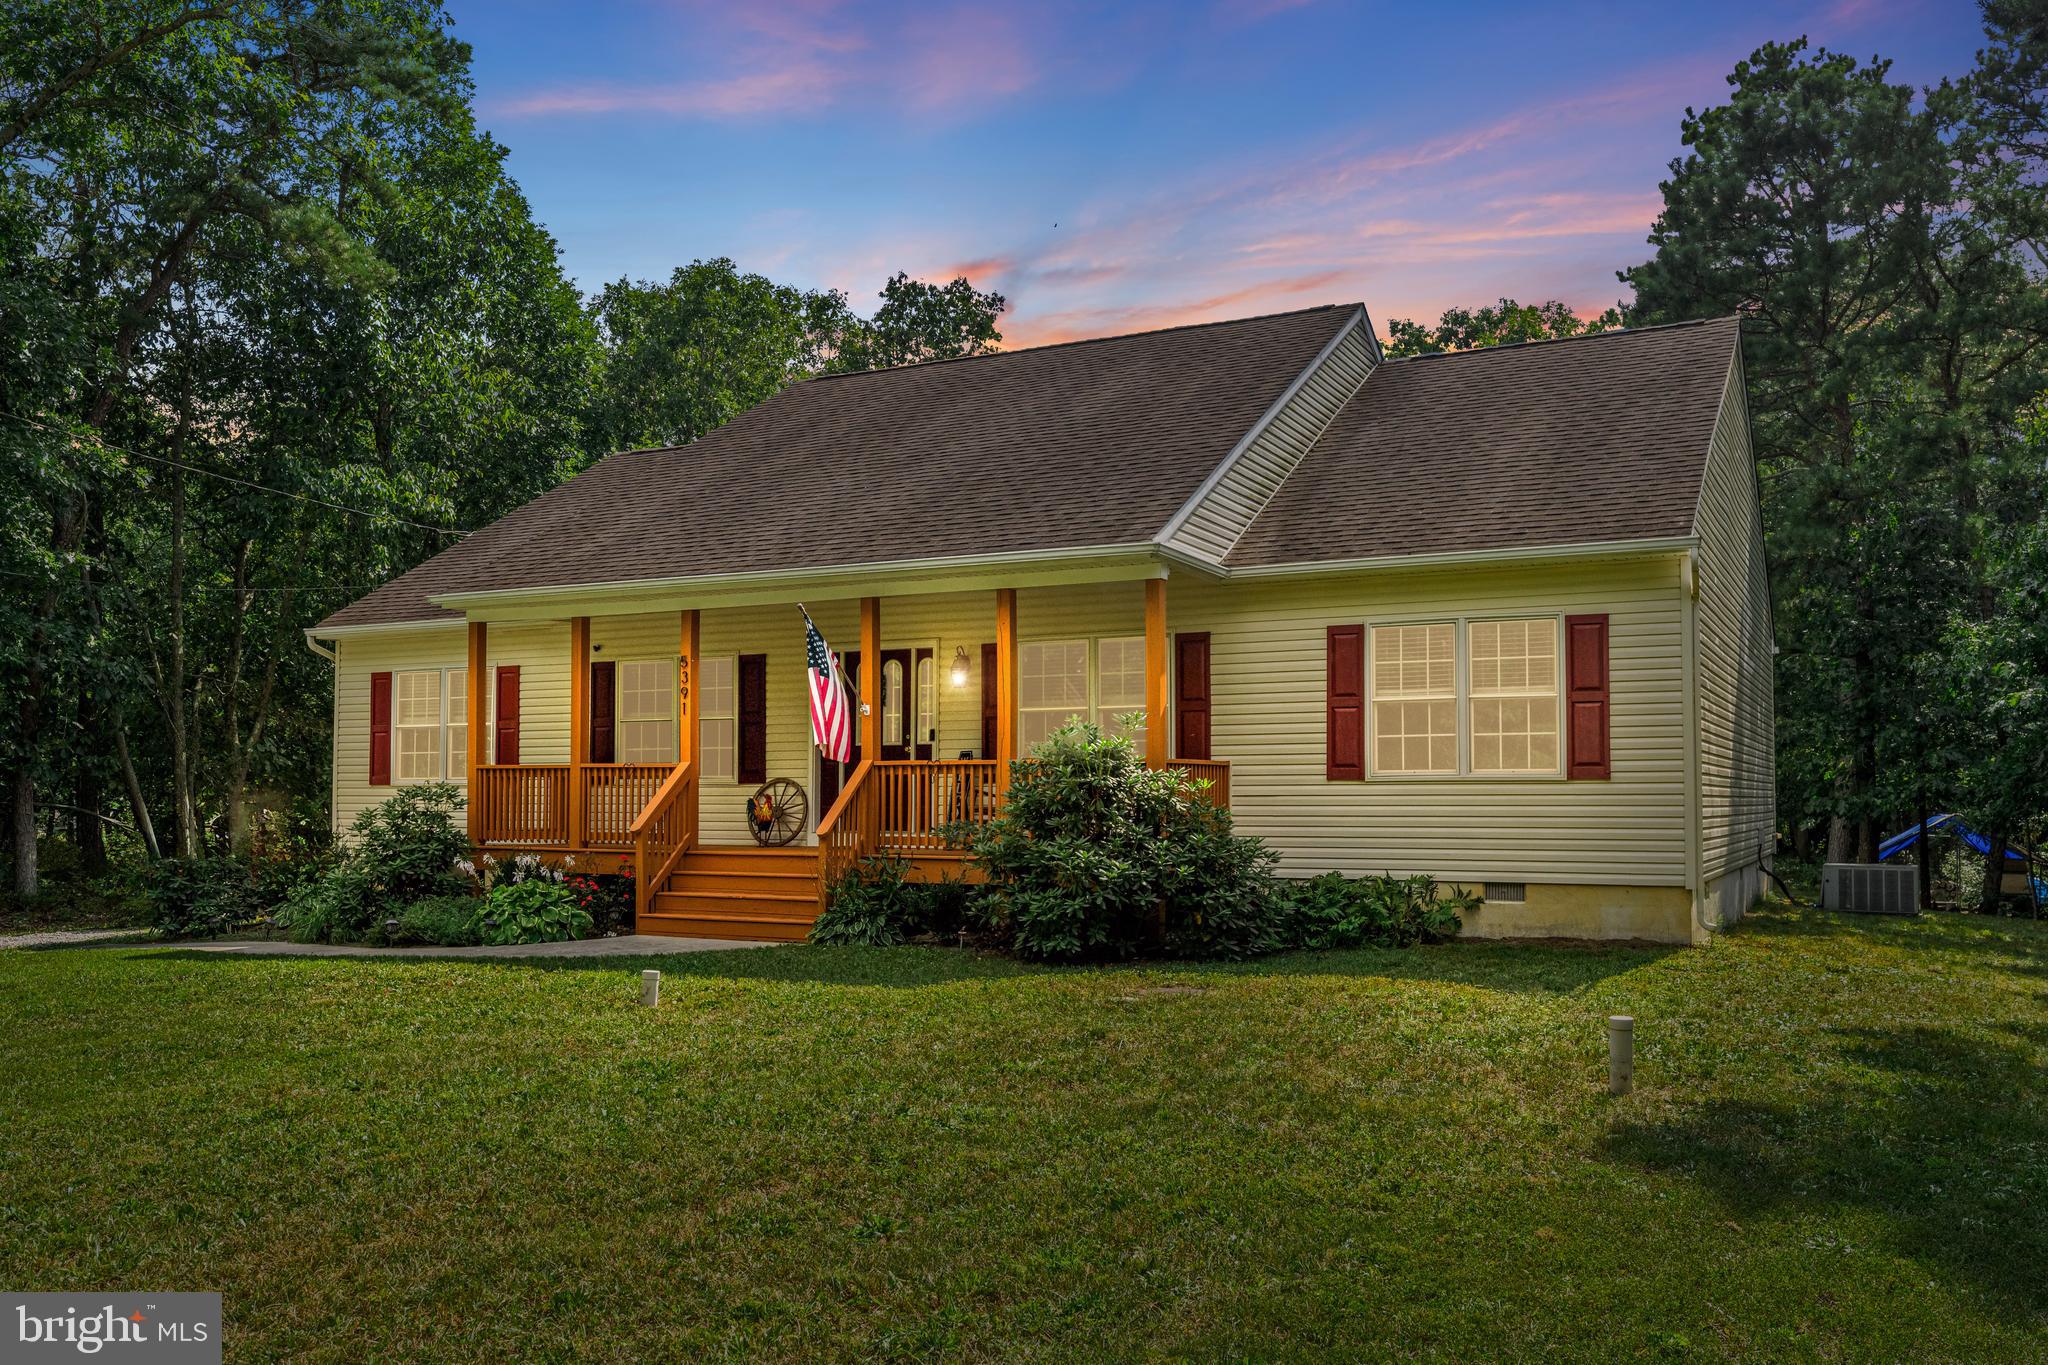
[878,648,935,761]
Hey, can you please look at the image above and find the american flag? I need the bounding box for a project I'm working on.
[804,609,853,763]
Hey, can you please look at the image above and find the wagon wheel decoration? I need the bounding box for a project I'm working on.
[747,778,810,847]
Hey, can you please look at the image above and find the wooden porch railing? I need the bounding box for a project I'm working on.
[581,763,674,849]
[627,760,697,923]
[1166,759,1231,807]
[474,764,572,847]
[815,758,877,912]
[875,759,1000,856]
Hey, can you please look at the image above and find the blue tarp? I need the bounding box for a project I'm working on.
[1881,815,2045,907]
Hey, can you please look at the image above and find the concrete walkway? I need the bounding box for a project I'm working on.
[0,927,151,951]
[165,933,777,958]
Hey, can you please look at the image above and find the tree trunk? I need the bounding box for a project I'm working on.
[1916,803,1932,910]
[75,745,107,874]
[1979,833,2008,916]
[1793,823,1812,861]
[10,767,36,900]
[1827,815,1853,865]
[114,726,160,861]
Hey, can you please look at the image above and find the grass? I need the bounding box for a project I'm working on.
[2,910,2044,1362]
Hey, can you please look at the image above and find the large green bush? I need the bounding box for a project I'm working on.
[811,858,984,947]
[960,721,1277,962]
[145,857,276,938]
[280,785,474,943]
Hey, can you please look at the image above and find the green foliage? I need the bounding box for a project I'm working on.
[472,878,590,946]
[962,721,1278,962]
[279,786,469,943]
[565,874,635,937]
[389,895,484,948]
[810,856,984,947]
[144,858,277,938]
[346,785,472,904]
[832,272,1006,372]
[1384,298,1622,358]
[1272,873,1474,950]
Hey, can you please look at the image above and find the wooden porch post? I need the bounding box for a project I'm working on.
[568,616,590,849]
[1144,577,1169,768]
[859,597,882,759]
[994,588,1018,787]
[678,609,699,845]
[466,620,487,844]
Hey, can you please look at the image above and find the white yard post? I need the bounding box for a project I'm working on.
[641,969,661,1008]
[1608,1015,1634,1095]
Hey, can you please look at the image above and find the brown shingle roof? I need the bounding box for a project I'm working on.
[317,304,1360,629]
[1226,316,1739,568]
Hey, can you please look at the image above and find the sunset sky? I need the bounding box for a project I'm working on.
[449,0,1986,348]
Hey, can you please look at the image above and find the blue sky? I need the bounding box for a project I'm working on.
[447,0,1986,346]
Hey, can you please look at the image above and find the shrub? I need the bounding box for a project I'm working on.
[280,785,471,943]
[391,895,484,947]
[960,720,1277,962]
[351,783,471,902]
[145,857,276,938]
[565,873,635,936]
[472,878,591,946]
[812,856,918,946]
[1273,872,1474,949]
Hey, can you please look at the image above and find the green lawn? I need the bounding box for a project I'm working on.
[2,911,2044,1362]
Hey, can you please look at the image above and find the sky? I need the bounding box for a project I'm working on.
[446,0,1988,348]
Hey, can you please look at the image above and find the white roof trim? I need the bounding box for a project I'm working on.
[1152,305,1369,551]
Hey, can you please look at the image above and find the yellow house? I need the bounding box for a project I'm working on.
[308,304,1773,945]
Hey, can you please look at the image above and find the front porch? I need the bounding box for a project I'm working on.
[455,582,1228,936]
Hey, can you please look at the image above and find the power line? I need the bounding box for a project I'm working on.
[0,409,472,539]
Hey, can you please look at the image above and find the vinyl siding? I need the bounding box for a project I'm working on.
[1692,356,1775,894]
[326,557,1691,893]
[1166,559,1692,885]
[1164,316,1377,563]
[330,626,469,835]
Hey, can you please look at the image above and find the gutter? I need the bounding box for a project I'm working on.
[303,631,337,662]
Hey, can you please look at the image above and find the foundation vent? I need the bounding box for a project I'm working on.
[1483,882,1527,903]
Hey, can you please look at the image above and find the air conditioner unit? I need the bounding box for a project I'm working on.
[1822,863,1918,915]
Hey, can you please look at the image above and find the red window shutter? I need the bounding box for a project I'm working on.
[1175,632,1211,760]
[737,654,767,785]
[980,642,998,759]
[1326,625,1364,780]
[368,671,392,786]
[589,660,616,763]
[1565,614,1611,779]
[493,666,521,765]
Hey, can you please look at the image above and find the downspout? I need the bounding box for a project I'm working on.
[1680,550,1709,941]
[305,632,338,837]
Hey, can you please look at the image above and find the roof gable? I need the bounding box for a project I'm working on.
[1225,317,1741,569]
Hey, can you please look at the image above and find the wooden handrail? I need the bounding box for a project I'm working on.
[815,757,874,837]
[629,760,697,924]
[816,758,878,915]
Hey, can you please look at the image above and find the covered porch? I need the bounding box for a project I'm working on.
[453,574,1228,931]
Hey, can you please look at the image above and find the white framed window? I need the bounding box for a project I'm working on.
[916,653,936,747]
[393,671,442,782]
[1370,622,1457,775]
[616,659,676,763]
[699,655,735,782]
[447,668,467,779]
[1095,635,1148,744]
[1019,639,1089,749]
[882,657,905,747]
[1469,618,1560,774]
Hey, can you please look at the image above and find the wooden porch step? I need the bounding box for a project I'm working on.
[683,846,819,875]
[638,911,812,943]
[652,889,818,919]
[667,869,819,897]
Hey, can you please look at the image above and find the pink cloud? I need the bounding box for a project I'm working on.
[492,1,1054,123]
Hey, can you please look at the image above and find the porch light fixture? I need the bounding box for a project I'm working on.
[949,644,971,688]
